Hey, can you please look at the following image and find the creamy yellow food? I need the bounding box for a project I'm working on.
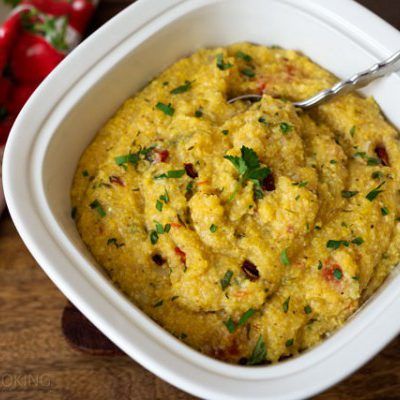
[71,43,400,364]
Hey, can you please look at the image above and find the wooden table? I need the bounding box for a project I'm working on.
[1,1,399,398]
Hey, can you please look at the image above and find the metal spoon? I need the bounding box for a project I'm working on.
[228,50,400,110]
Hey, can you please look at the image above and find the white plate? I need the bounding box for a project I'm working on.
[3,0,400,399]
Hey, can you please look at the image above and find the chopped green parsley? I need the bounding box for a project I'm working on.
[304,305,312,314]
[156,200,163,212]
[282,297,290,313]
[224,146,270,199]
[341,190,359,198]
[170,80,192,94]
[220,270,233,290]
[351,237,364,246]
[115,153,139,166]
[381,207,389,216]
[240,68,255,78]
[366,181,385,201]
[326,240,349,250]
[155,169,186,179]
[280,248,290,266]
[238,308,255,327]
[156,102,175,116]
[224,317,235,333]
[371,171,383,180]
[216,53,233,70]
[247,335,266,365]
[285,338,294,347]
[89,200,106,218]
[153,300,163,307]
[280,122,292,134]
[210,224,217,233]
[235,51,252,62]
[333,268,343,280]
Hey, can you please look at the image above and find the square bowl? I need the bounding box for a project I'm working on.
[3,0,400,398]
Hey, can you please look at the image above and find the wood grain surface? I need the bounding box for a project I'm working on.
[1,0,399,398]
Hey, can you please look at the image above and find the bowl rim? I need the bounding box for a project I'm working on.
[3,0,400,398]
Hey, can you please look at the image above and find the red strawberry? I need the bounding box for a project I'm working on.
[0,114,16,145]
[10,32,64,83]
[70,0,95,34]
[0,76,12,105]
[22,0,72,16]
[7,83,38,114]
[0,12,22,73]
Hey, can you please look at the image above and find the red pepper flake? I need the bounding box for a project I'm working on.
[153,149,169,163]
[241,260,260,281]
[152,254,165,266]
[285,64,296,77]
[170,222,182,228]
[375,146,389,166]
[175,247,186,264]
[257,79,267,95]
[184,163,198,178]
[109,175,125,186]
[261,174,275,191]
[322,261,343,283]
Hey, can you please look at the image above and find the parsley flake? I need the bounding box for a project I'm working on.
[238,308,255,327]
[89,200,106,218]
[280,122,292,134]
[156,200,163,212]
[155,169,186,179]
[341,190,359,198]
[216,53,233,70]
[224,318,235,333]
[372,171,383,180]
[240,68,255,78]
[351,237,364,246]
[333,268,343,280]
[280,248,290,266]
[150,230,158,245]
[170,80,192,94]
[210,224,217,233]
[285,338,294,347]
[304,305,312,314]
[247,335,267,365]
[153,300,163,307]
[327,240,349,250]
[235,51,252,62]
[366,181,385,201]
[282,297,290,313]
[220,270,233,290]
[156,102,175,116]
[115,153,139,166]
[381,207,389,216]
[224,146,271,197]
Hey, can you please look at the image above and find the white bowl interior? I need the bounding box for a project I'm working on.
[9,0,400,398]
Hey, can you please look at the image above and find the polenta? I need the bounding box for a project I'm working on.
[71,43,400,364]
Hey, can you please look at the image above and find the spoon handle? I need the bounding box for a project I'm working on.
[294,50,400,109]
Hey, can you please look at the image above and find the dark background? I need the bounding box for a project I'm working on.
[0,1,399,399]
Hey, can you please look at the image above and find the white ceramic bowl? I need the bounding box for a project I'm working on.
[3,0,400,398]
